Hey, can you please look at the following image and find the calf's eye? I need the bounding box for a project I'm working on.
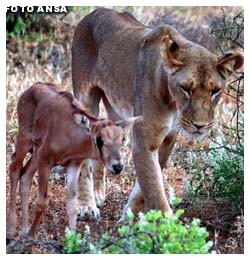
[179,85,191,97]
[211,88,221,96]
[81,116,88,124]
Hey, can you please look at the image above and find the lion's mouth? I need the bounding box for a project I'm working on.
[181,127,209,140]
[181,119,213,138]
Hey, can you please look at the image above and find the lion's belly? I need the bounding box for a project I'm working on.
[93,37,138,119]
[95,72,135,119]
[106,94,134,119]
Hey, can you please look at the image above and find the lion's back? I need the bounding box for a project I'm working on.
[72,8,148,104]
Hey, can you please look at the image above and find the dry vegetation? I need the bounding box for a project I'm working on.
[6,6,244,254]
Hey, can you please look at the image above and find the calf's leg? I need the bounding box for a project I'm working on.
[19,154,38,234]
[7,133,32,238]
[27,163,51,237]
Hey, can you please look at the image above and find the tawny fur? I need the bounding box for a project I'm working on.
[7,82,136,238]
[71,8,243,220]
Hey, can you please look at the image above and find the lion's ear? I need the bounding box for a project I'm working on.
[217,52,243,78]
[140,25,188,71]
[161,35,185,68]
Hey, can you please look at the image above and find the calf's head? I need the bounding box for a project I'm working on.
[91,117,141,175]
[61,91,142,174]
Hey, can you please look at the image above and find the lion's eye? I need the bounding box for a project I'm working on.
[179,85,191,97]
[211,88,221,96]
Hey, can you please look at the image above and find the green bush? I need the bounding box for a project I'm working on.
[187,144,244,209]
[64,209,213,254]
[6,12,44,38]
[186,9,244,211]
[64,230,83,254]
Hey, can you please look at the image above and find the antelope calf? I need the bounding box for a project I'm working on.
[7,82,140,238]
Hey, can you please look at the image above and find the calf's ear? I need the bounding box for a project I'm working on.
[217,52,243,78]
[73,113,90,129]
[59,91,98,122]
[59,91,74,101]
[115,116,143,129]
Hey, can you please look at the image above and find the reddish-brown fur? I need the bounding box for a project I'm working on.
[7,82,137,238]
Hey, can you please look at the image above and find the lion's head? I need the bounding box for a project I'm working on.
[160,27,243,138]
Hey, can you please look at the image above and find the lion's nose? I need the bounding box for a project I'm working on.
[191,121,206,130]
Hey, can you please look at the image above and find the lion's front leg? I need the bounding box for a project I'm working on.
[133,148,172,212]
[92,160,106,208]
[120,179,144,222]
[125,122,172,216]
[158,131,178,169]
[78,159,100,220]
[121,131,177,220]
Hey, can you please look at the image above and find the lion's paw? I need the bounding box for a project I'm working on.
[77,205,100,221]
[95,190,105,208]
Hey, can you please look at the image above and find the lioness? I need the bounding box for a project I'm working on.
[72,8,243,219]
